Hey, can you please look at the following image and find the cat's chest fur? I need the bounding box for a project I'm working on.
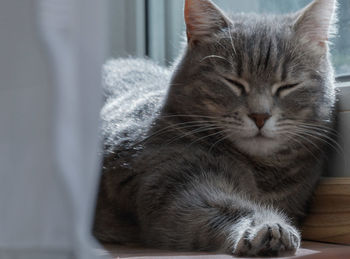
[211,153,305,197]
[213,151,318,220]
[137,144,310,210]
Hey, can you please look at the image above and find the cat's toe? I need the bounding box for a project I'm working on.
[279,224,300,253]
[233,229,252,256]
[232,223,300,257]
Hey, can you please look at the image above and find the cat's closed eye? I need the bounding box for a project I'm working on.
[274,83,300,97]
[222,77,248,96]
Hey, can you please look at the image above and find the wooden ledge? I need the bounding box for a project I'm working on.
[103,241,350,259]
[302,177,350,245]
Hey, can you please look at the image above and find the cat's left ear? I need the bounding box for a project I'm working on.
[293,0,337,49]
[184,0,230,46]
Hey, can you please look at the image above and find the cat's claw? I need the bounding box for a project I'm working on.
[233,223,300,256]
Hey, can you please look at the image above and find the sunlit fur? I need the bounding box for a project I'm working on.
[94,0,337,256]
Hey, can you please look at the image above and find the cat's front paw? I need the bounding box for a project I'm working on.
[233,223,300,257]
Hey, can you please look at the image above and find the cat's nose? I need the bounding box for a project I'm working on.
[248,113,271,129]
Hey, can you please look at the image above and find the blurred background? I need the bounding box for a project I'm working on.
[113,0,350,76]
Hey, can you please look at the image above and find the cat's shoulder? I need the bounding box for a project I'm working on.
[103,57,171,99]
[101,58,171,154]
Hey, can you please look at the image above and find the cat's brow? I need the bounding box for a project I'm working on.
[222,76,250,94]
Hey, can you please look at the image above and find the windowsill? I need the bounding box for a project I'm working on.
[337,81,350,112]
[103,241,350,258]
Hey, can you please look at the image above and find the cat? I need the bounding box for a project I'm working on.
[94,0,337,256]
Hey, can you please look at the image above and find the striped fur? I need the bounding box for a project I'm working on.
[94,0,337,256]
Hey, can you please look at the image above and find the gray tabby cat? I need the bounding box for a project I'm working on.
[94,0,337,256]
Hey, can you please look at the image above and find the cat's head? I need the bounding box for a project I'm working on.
[165,0,337,157]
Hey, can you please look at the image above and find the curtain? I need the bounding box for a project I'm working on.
[0,0,108,258]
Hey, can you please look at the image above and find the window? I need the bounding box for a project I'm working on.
[146,0,350,76]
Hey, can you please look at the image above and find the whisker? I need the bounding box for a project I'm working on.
[159,114,243,126]
[166,125,223,146]
[208,131,232,153]
[277,121,335,130]
[296,124,339,138]
[200,55,230,63]
[292,129,346,169]
[186,130,228,149]
[147,120,216,139]
[281,132,320,161]
[296,122,338,134]
[227,27,237,56]
[293,128,344,156]
[288,131,324,153]
[115,120,217,154]
[159,114,224,120]
[276,121,338,138]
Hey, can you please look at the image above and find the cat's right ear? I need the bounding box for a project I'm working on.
[184,0,230,46]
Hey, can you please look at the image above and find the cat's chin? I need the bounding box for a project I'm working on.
[234,136,282,157]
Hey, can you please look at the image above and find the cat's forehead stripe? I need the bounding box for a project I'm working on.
[222,29,300,84]
[231,34,279,80]
[264,39,272,71]
[281,56,290,82]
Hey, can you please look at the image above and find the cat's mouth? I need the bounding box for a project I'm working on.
[236,132,281,156]
[252,131,274,140]
[238,130,275,142]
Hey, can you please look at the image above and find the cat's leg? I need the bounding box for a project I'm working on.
[137,176,300,256]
